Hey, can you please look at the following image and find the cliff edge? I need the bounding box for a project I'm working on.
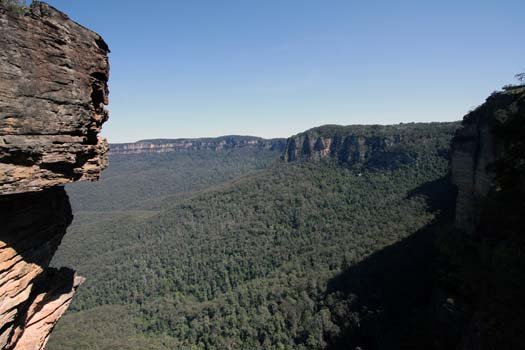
[110,136,286,155]
[451,85,525,236]
[449,84,525,349]
[0,1,109,195]
[282,122,459,170]
[0,2,109,349]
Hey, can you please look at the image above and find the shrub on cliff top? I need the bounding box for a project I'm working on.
[0,0,28,14]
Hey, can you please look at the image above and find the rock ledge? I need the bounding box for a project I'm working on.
[0,2,109,349]
[0,1,110,195]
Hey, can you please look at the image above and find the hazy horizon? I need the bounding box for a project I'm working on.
[43,0,525,143]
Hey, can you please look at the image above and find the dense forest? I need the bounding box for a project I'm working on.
[48,124,459,350]
[68,146,281,212]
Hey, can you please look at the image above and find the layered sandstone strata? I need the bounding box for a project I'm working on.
[0,1,109,195]
[0,2,109,349]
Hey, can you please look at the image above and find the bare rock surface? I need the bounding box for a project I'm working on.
[0,188,79,350]
[451,85,525,235]
[0,2,109,349]
[0,1,109,195]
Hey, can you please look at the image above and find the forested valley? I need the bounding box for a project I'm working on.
[48,123,460,350]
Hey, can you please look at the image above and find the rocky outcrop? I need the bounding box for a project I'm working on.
[448,84,525,349]
[0,2,109,349]
[451,85,525,235]
[283,123,459,170]
[110,136,286,155]
[0,1,109,195]
[0,189,82,350]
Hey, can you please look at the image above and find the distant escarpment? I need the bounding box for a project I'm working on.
[110,136,286,155]
[283,122,459,170]
[0,2,109,350]
[446,84,525,349]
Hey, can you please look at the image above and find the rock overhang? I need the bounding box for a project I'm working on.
[0,1,110,195]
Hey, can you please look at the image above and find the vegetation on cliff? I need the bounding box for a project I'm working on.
[0,0,27,13]
[439,85,525,349]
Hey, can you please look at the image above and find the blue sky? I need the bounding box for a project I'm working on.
[45,0,524,142]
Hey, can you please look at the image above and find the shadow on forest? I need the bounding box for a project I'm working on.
[324,176,458,350]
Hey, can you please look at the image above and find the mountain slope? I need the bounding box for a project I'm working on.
[48,123,458,350]
[441,85,525,349]
[68,141,283,211]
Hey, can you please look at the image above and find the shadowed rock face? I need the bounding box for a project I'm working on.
[0,189,82,350]
[0,2,109,349]
[0,1,110,195]
[448,85,525,349]
[451,85,525,236]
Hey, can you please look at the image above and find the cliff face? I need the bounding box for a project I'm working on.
[0,1,109,195]
[110,136,286,155]
[283,123,458,170]
[448,85,525,349]
[0,2,109,349]
[0,189,82,350]
[451,85,525,236]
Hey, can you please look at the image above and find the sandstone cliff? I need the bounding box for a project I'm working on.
[0,2,109,349]
[282,123,458,170]
[110,136,286,155]
[0,1,109,195]
[451,85,525,236]
[448,84,525,349]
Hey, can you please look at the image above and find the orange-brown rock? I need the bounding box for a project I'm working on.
[0,2,109,349]
[0,1,110,195]
[0,189,80,350]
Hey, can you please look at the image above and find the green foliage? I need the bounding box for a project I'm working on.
[48,125,458,350]
[296,122,457,142]
[0,0,28,14]
[48,305,179,350]
[67,147,280,211]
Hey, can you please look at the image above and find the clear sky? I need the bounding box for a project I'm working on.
[45,0,524,143]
